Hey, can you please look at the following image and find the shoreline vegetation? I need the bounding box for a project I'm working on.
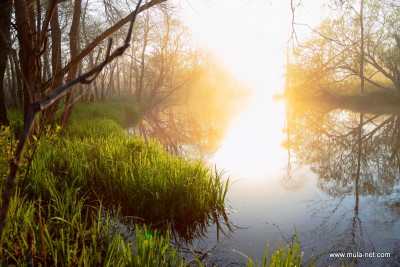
[0,101,328,266]
[276,89,400,114]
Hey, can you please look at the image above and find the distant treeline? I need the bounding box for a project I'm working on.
[287,0,400,99]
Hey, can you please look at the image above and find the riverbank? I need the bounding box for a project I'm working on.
[281,90,400,114]
[1,102,332,266]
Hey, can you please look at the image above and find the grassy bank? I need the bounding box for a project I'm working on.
[28,119,228,234]
[1,102,228,265]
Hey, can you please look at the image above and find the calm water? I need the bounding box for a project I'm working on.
[187,90,400,266]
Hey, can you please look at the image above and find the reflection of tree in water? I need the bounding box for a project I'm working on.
[287,106,400,197]
[281,105,306,191]
[132,60,247,159]
[285,104,400,265]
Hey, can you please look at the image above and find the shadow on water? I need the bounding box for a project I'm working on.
[285,102,400,266]
[104,204,234,246]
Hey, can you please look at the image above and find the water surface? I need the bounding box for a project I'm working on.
[191,90,400,266]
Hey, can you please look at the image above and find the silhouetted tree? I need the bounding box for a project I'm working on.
[0,0,12,125]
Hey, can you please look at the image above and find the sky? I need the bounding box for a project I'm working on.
[173,0,325,95]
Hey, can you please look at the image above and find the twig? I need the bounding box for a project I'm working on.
[0,0,144,249]
[264,222,290,245]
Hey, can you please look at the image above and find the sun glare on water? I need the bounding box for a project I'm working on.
[175,0,296,179]
[211,89,288,180]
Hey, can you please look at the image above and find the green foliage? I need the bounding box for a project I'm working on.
[0,126,14,184]
[25,118,227,228]
[6,108,23,134]
[0,189,183,266]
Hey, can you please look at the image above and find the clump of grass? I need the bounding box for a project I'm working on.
[20,113,228,241]
[25,119,228,235]
[245,233,354,267]
[245,233,304,267]
[0,188,183,266]
[1,127,185,266]
[0,126,14,183]
[67,118,127,139]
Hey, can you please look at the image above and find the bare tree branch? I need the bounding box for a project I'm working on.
[42,0,167,91]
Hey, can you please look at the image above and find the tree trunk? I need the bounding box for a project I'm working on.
[360,0,365,94]
[136,27,149,102]
[0,0,12,125]
[12,54,24,108]
[100,74,105,101]
[117,61,121,100]
[43,5,63,123]
[61,0,82,127]
[14,0,37,118]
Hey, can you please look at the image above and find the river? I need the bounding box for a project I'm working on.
[188,89,400,266]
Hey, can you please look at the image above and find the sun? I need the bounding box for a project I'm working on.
[175,0,292,94]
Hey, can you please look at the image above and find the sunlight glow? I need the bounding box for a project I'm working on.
[174,1,326,180]
[174,1,299,179]
[176,0,292,94]
[211,91,287,180]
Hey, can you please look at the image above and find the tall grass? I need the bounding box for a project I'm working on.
[0,102,229,265]
[245,233,354,267]
[24,118,228,238]
[246,234,305,267]
[0,125,189,265]
[0,188,183,266]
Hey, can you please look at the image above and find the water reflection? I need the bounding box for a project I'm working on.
[108,203,233,247]
[286,105,400,197]
[167,208,234,244]
[212,88,287,180]
[285,103,400,265]
[128,97,400,266]
[281,105,306,192]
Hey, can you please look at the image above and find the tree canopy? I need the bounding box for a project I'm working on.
[288,0,400,97]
